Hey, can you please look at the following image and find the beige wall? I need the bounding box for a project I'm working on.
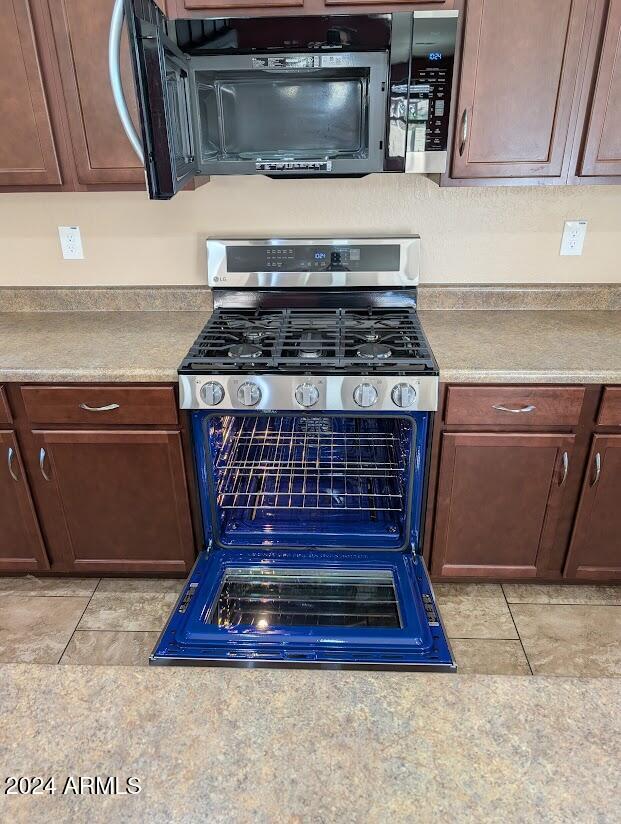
[0,175,619,286]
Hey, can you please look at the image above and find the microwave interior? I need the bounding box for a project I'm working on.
[198,413,418,551]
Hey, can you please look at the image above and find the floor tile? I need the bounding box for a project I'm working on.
[503,583,621,606]
[510,604,621,677]
[0,576,99,597]
[434,583,518,639]
[60,631,160,666]
[78,592,178,631]
[96,578,184,594]
[451,639,531,675]
[0,596,89,663]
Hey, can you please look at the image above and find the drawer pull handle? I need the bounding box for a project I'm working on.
[492,404,536,414]
[39,447,51,482]
[79,403,120,412]
[591,452,601,487]
[559,451,569,487]
[7,447,18,482]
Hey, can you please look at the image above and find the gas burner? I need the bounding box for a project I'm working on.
[228,343,262,359]
[299,331,323,360]
[357,343,392,360]
[243,329,268,342]
[361,331,380,342]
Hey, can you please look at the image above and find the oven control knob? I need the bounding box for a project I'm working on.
[237,382,262,407]
[295,383,320,408]
[391,383,417,408]
[353,383,378,408]
[200,381,225,406]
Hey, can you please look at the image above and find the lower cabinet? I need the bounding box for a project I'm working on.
[431,432,575,579]
[30,429,196,574]
[563,435,621,580]
[0,430,50,571]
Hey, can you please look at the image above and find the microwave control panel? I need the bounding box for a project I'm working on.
[409,62,453,152]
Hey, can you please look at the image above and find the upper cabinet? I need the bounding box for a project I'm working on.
[48,0,144,186]
[571,0,621,181]
[449,0,591,182]
[0,0,62,187]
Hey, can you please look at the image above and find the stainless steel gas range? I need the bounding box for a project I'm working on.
[152,236,454,670]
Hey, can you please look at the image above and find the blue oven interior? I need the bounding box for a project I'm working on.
[152,409,454,669]
[193,412,428,551]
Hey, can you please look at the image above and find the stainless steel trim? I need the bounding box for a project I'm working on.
[39,448,50,482]
[109,0,144,164]
[413,9,460,18]
[492,404,536,414]
[179,374,438,412]
[7,447,18,482]
[458,108,468,157]
[560,451,569,487]
[79,402,121,412]
[207,237,420,289]
[405,150,448,174]
[591,451,601,486]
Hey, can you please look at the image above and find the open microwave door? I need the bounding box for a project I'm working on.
[151,548,455,670]
[124,0,198,199]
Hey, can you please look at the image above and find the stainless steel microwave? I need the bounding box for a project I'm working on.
[112,1,458,199]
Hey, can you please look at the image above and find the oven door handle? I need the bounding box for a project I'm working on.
[109,0,144,164]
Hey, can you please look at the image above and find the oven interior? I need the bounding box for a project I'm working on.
[205,414,414,549]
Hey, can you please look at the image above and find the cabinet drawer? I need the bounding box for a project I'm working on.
[0,386,11,425]
[597,387,621,427]
[21,386,178,426]
[445,386,585,427]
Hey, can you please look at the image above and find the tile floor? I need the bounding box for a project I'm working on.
[0,576,619,675]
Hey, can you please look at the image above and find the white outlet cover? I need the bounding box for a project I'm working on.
[58,226,84,260]
[560,220,587,256]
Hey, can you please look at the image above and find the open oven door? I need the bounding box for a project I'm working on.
[151,547,455,670]
[124,0,197,199]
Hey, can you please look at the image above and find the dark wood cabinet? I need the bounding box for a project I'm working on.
[573,0,621,180]
[0,0,62,187]
[48,0,145,187]
[449,0,591,182]
[431,432,576,578]
[564,435,621,580]
[0,430,50,572]
[30,429,195,574]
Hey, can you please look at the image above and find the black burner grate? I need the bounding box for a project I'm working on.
[181,307,436,374]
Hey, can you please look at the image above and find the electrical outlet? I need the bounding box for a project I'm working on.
[560,220,587,256]
[58,226,84,260]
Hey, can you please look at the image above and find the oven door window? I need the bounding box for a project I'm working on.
[151,549,454,669]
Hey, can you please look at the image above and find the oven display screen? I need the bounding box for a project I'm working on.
[226,244,400,272]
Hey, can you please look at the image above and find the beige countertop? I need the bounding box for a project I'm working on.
[421,309,621,384]
[0,664,619,823]
[0,309,619,384]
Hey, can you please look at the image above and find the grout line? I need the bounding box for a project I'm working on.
[56,580,101,665]
[502,588,534,676]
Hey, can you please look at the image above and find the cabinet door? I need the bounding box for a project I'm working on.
[0,431,50,572]
[579,0,621,177]
[0,0,61,186]
[180,0,302,9]
[451,0,590,180]
[32,430,195,574]
[48,0,144,186]
[431,433,575,578]
[564,435,621,580]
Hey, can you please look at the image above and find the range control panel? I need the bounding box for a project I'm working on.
[226,243,401,273]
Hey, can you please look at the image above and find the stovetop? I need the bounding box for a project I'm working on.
[179,307,438,376]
